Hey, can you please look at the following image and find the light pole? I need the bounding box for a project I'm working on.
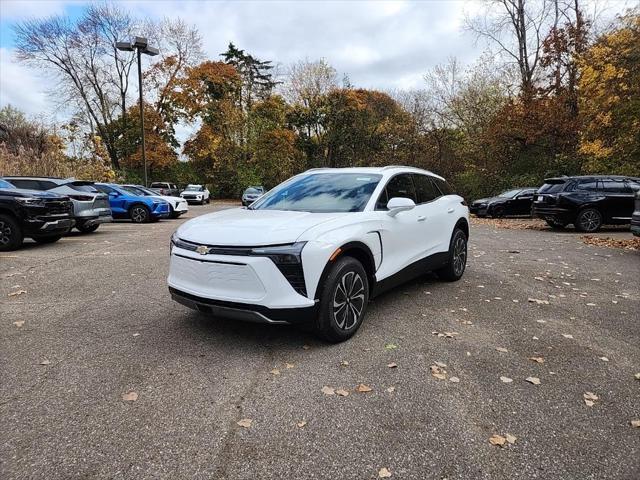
[116,37,159,187]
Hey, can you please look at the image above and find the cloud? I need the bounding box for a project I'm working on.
[0,0,68,20]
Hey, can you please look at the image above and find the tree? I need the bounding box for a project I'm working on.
[578,13,640,175]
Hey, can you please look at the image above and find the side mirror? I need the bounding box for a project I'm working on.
[387,197,416,217]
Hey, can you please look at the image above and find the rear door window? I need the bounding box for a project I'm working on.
[8,179,41,190]
[412,174,440,204]
[432,177,453,196]
[577,180,601,192]
[68,183,99,193]
[538,181,566,194]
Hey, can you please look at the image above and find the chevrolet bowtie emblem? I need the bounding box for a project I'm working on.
[195,245,209,255]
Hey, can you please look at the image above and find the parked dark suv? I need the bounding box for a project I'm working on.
[532,175,640,232]
[0,179,74,251]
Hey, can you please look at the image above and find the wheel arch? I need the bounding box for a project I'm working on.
[454,217,469,239]
[312,241,377,301]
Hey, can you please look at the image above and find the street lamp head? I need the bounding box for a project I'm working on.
[116,41,134,52]
[142,46,159,56]
[133,37,148,49]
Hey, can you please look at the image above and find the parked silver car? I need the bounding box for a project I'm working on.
[3,177,112,233]
[241,185,265,207]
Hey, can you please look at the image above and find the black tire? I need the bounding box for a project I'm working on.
[129,204,150,223]
[314,256,369,343]
[76,221,99,233]
[169,206,180,219]
[490,205,505,218]
[0,214,23,251]
[436,228,468,282]
[33,235,62,244]
[575,208,602,232]
[206,197,210,204]
[545,218,566,229]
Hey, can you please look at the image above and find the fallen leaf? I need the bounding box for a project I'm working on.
[132,333,140,337]
[270,368,280,376]
[536,319,547,324]
[356,383,373,393]
[13,321,25,328]
[8,290,27,297]
[584,399,595,407]
[285,363,295,369]
[505,434,517,444]
[449,376,460,383]
[297,420,307,428]
[433,361,447,368]
[525,376,541,385]
[489,434,507,447]
[386,386,396,393]
[321,386,335,395]
[598,357,609,362]
[562,334,574,339]
[387,362,398,369]
[336,388,350,397]
[529,357,545,364]
[635,373,640,380]
[631,420,640,428]
[500,376,513,383]
[378,467,392,478]
[340,360,349,367]
[495,347,508,353]
[583,392,599,402]
[302,345,310,350]
[40,360,51,365]
[122,391,138,402]
[237,418,252,428]
[384,343,398,350]
[430,364,448,380]
[528,297,549,305]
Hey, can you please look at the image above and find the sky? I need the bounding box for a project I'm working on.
[0,0,634,125]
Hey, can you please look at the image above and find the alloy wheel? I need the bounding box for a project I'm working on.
[453,235,467,276]
[580,210,601,232]
[131,207,147,223]
[333,271,365,330]
[0,220,11,246]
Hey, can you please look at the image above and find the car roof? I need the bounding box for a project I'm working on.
[544,175,640,181]
[301,166,445,180]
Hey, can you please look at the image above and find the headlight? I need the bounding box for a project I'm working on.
[15,197,44,205]
[250,242,306,264]
[170,232,178,255]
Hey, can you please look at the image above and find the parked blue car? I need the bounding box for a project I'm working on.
[94,183,170,223]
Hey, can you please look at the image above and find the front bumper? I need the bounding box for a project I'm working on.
[151,203,171,218]
[181,195,203,204]
[169,287,316,324]
[174,201,189,213]
[469,204,487,216]
[26,217,74,236]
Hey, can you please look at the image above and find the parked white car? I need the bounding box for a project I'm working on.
[168,166,469,342]
[180,184,210,205]
[122,185,189,219]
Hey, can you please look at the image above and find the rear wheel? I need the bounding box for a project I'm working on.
[76,221,99,233]
[436,228,467,282]
[315,256,369,343]
[545,218,566,229]
[0,214,23,251]
[33,235,62,244]
[129,205,150,223]
[575,208,602,232]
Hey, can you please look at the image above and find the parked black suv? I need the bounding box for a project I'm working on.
[631,190,640,237]
[0,179,74,251]
[532,175,640,232]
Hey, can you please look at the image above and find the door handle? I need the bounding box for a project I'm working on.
[447,208,455,213]
[417,216,426,222]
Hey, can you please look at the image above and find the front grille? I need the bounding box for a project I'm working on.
[44,199,72,215]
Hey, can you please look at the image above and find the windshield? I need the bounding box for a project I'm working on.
[251,173,382,213]
[245,188,261,195]
[185,186,202,191]
[122,186,148,196]
[538,181,566,194]
[499,189,521,198]
[0,179,15,189]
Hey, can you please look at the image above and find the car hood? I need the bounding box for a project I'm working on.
[152,195,183,203]
[177,208,344,246]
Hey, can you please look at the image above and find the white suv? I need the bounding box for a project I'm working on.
[168,167,469,342]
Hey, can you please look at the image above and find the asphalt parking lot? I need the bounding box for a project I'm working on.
[1,204,639,480]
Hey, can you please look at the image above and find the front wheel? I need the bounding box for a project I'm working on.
[436,228,467,282]
[315,256,369,343]
[490,205,505,218]
[129,205,150,223]
[575,208,602,232]
[0,214,23,251]
[33,235,63,244]
[76,221,99,233]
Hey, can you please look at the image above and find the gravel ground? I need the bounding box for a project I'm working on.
[1,204,639,480]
